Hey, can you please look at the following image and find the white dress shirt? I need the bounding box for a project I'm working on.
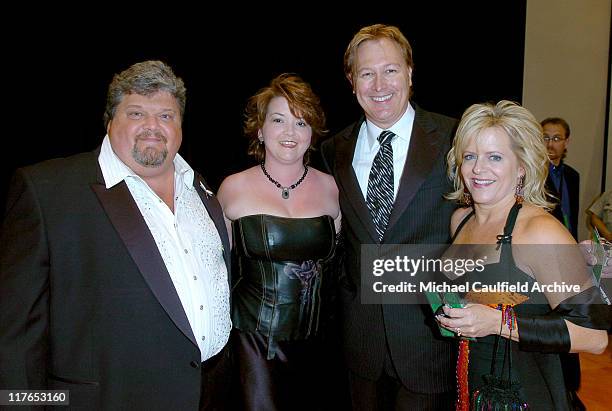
[352,105,416,200]
[98,136,231,361]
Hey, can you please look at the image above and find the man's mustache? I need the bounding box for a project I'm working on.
[136,129,167,143]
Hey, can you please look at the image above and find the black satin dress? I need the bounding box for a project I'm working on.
[452,202,610,410]
[231,214,339,411]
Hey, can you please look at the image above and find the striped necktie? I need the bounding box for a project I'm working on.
[366,130,395,241]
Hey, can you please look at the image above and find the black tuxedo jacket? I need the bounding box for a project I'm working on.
[0,149,231,410]
[321,104,458,393]
[545,162,580,240]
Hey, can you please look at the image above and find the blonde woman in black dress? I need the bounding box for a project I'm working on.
[438,100,610,410]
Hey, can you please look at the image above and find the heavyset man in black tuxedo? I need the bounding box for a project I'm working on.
[321,24,457,410]
[0,61,232,410]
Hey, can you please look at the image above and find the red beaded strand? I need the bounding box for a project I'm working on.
[455,303,516,410]
[456,339,470,411]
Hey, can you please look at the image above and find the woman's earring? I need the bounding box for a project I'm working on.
[515,175,525,204]
[462,189,472,206]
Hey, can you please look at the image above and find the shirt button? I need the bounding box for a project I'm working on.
[193,276,197,280]
[184,249,188,254]
[200,305,204,310]
[201,336,206,341]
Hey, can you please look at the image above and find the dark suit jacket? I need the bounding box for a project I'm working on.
[320,104,457,393]
[545,162,581,392]
[545,162,580,240]
[0,149,231,410]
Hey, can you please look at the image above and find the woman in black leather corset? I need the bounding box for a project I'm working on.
[437,101,610,410]
[217,74,343,410]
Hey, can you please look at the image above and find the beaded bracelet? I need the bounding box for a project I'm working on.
[488,303,516,332]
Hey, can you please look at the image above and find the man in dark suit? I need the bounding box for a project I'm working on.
[542,117,580,240]
[320,24,457,410]
[541,117,583,410]
[0,61,231,410]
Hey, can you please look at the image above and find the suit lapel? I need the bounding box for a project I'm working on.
[91,167,198,348]
[336,118,379,243]
[385,107,445,237]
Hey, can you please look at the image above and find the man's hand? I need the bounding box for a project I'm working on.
[580,240,612,278]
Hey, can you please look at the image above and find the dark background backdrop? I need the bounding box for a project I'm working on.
[1,3,526,210]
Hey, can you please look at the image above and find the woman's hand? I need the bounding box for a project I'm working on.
[437,304,502,338]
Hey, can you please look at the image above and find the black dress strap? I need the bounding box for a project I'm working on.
[496,201,523,247]
[451,208,475,243]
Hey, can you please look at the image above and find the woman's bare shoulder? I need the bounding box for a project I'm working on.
[217,167,259,205]
[515,204,575,245]
[309,167,337,188]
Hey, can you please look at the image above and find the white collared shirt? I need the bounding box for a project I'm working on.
[352,105,415,200]
[98,136,231,361]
